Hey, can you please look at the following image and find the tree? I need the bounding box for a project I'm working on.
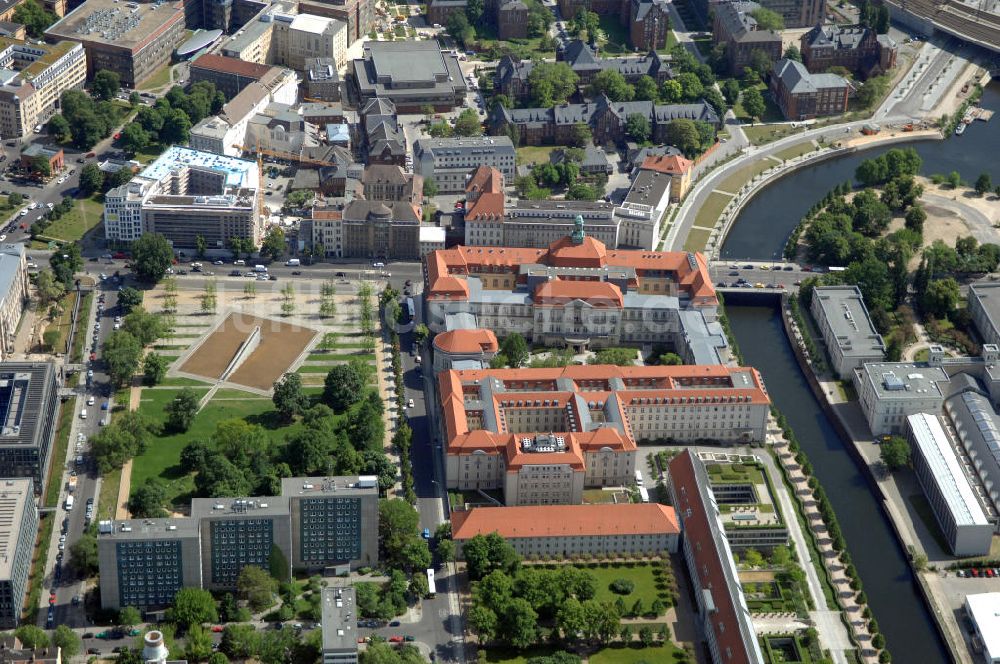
[91,69,121,101]
[721,78,741,105]
[784,44,802,61]
[120,122,149,155]
[500,333,529,368]
[658,352,683,365]
[947,170,962,189]
[660,79,683,103]
[34,269,65,307]
[462,532,521,581]
[634,75,659,102]
[116,287,143,315]
[500,598,538,648]
[69,531,97,575]
[237,565,279,611]
[975,172,993,197]
[162,108,193,144]
[170,587,218,632]
[570,123,592,148]
[123,308,168,345]
[589,70,634,102]
[185,626,215,662]
[323,361,367,411]
[378,498,429,571]
[414,324,430,345]
[273,373,308,422]
[129,478,168,518]
[466,0,484,22]
[104,330,143,387]
[46,114,70,142]
[132,232,174,282]
[30,155,51,178]
[165,387,201,433]
[423,178,438,197]
[50,624,81,658]
[12,0,55,38]
[437,538,456,563]
[666,118,701,156]
[221,624,262,660]
[118,606,142,630]
[446,11,475,47]
[15,625,49,649]
[750,6,784,29]
[625,113,651,143]
[454,108,484,136]
[79,162,104,195]
[880,436,911,470]
[741,87,766,124]
[921,277,960,319]
[527,62,579,107]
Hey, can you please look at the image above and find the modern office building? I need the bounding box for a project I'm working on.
[0,479,36,629]
[945,388,1000,518]
[45,0,187,87]
[98,476,378,609]
[452,503,680,559]
[103,146,261,249]
[221,3,349,72]
[413,136,516,194]
[424,228,726,363]
[0,39,86,139]
[770,58,851,120]
[351,41,468,112]
[0,363,58,489]
[705,459,788,552]
[810,286,886,379]
[968,283,1000,347]
[0,245,28,360]
[855,360,951,436]
[906,413,994,556]
[189,55,275,100]
[298,0,373,45]
[439,364,770,504]
[712,1,782,75]
[321,587,358,664]
[965,593,1000,664]
[669,450,764,664]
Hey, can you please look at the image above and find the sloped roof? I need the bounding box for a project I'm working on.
[452,503,680,541]
[641,153,693,175]
[433,328,499,354]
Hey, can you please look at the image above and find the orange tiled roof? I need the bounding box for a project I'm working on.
[452,503,680,540]
[466,165,503,195]
[641,154,694,175]
[433,329,499,355]
[465,192,505,222]
[545,235,608,267]
[534,279,623,307]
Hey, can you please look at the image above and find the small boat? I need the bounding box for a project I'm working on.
[955,123,966,136]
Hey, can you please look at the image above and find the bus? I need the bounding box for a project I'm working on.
[426,568,436,598]
[638,486,650,503]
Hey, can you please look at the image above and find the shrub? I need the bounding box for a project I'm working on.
[610,579,635,595]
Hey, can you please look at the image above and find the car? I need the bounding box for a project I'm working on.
[230,269,242,276]
[357,638,367,644]
[422,528,431,539]
[113,132,121,140]
[755,282,764,288]
[269,275,277,281]
[49,592,56,604]
[794,280,802,286]
[972,568,980,577]
[717,281,727,287]
[87,649,101,656]
[58,541,65,550]
[46,202,53,209]
[407,398,414,408]
[113,647,126,654]
[388,636,404,643]
[743,264,753,269]
[783,266,794,271]
[404,636,415,642]
[87,369,94,378]
[292,623,303,630]
[728,271,739,276]
[336,272,346,277]
[211,626,224,633]
[213,260,224,265]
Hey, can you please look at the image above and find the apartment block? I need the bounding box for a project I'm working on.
[0,362,58,489]
[439,364,770,505]
[810,286,885,379]
[424,230,727,363]
[0,39,85,139]
[669,451,763,664]
[413,136,516,194]
[452,503,680,559]
[0,479,36,629]
[45,0,186,87]
[0,245,28,360]
[103,146,262,250]
[98,476,379,609]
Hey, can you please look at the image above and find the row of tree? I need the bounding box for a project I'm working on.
[47,89,128,150]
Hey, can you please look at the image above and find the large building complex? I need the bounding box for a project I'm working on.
[906,413,994,556]
[856,360,951,435]
[452,504,680,559]
[669,450,763,664]
[321,587,359,664]
[45,0,187,87]
[704,459,788,551]
[712,1,782,74]
[351,41,468,112]
[0,245,28,360]
[0,363,58,489]
[692,0,823,28]
[103,146,262,250]
[424,229,726,363]
[800,23,897,78]
[968,283,1000,347]
[298,0,373,45]
[965,593,1000,664]
[413,136,516,194]
[189,55,276,100]
[0,479,36,629]
[0,39,86,139]
[810,286,885,379]
[439,364,770,505]
[556,0,671,50]
[770,58,851,120]
[98,476,378,610]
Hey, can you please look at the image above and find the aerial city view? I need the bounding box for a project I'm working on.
[0,0,993,660]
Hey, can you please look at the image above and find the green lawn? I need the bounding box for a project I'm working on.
[156,376,212,387]
[212,388,269,399]
[691,36,712,56]
[742,123,800,146]
[718,160,776,194]
[306,353,375,362]
[131,389,306,507]
[43,195,106,243]
[481,647,560,664]
[693,191,733,228]
[44,402,74,508]
[70,291,94,363]
[774,142,817,162]
[570,563,667,609]
[598,15,631,54]
[590,644,683,664]
[45,290,79,354]
[138,63,173,91]
[658,31,679,54]
[97,466,122,522]
[516,145,560,166]
[683,228,712,253]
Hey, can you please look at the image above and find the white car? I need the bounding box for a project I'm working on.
[46,202,53,209]
[87,396,95,406]
[113,323,120,330]
[27,202,37,210]
[407,398,414,408]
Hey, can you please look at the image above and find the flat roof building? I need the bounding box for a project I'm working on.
[0,39,86,139]
[98,476,378,609]
[0,362,58,489]
[321,587,358,664]
[965,592,1000,664]
[0,245,28,360]
[810,286,885,379]
[0,478,36,629]
[45,0,186,87]
[969,283,1000,348]
[452,503,680,559]
[414,136,515,194]
[669,450,763,664]
[440,364,770,504]
[190,54,275,100]
[906,413,994,556]
[945,388,1000,518]
[704,459,788,552]
[856,361,951,436]
[352,41,468,112]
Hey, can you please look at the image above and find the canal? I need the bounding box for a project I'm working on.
[720,82,1000,663]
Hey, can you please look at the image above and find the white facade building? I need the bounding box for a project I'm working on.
[965,593,1000,664]
[810,285,885,378]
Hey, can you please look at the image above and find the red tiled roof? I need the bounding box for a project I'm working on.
[641,154,694,175]
[465,192,505,222]
[534,280,623,307]
[466,165,503,195]
[433,329,499,354]
[452,503,680,541]
[191,54,272,79]
[545,235,608,267]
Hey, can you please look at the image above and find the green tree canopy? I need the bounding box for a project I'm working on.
[132,232,174,282]
[527,62,579,107]
[169,587,218,632]
[750,6,784,29]
[880,436,911,470]
[165,387,201,433]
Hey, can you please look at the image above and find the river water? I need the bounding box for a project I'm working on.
[720,83,1000,663]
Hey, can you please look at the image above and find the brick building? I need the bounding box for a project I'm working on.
[497,0,528,38]
[712,1,782,75]
[770,57,850,120]
[800,23,898,79]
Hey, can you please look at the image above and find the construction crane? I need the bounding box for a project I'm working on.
[232,142,341,169]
